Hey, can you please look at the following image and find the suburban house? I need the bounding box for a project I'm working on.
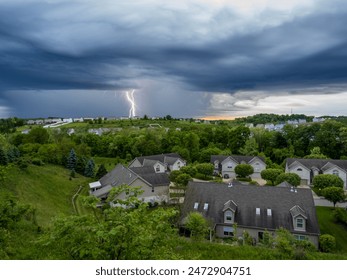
[211,155,266,179]
[89,163,170,204]
[128,153,186,173]
[181,181,320,247]
[286,158,347,189]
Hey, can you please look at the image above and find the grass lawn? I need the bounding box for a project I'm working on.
[316,206,347,253]
[1,164,91,226]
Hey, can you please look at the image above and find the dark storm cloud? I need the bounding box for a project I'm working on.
[1,0,347,117]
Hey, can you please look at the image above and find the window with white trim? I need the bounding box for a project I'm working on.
[296,218,304,228]
[297,168,302,171]
[223,226,234,236]
[155,165,160,172]
[224,210,233,223]
[294,234,306,241]
[333,170,339,176]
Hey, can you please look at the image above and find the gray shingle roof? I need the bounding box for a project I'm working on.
[287,158,347,171]
[181,181,319,235]
[99,164,138,187]
[211,155,265,164]
[135,153,183,165]
[140,173,170,187]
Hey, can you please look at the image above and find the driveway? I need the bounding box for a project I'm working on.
[311,190,347,208]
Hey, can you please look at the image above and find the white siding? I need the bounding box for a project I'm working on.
[323,166,347,190]
[287,162,311,185]
[171,159,186,171]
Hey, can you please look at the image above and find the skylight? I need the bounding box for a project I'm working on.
[256,208,260,215]
[267,209,272,216]
[194,202,199,210]
[203,203,209,211]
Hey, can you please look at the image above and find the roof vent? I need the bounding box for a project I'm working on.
[228,182,233,188]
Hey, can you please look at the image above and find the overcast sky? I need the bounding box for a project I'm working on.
[1,0,347,119]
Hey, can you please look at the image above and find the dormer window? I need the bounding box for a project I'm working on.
[156,165,160,172]
[290,205,307,232]
[296,218,304,229]
[224,210,233,223]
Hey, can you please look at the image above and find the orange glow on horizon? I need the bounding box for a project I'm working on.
[199,115,245,121]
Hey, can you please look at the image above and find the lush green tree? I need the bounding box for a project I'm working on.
[199,147,222,162]
[84,159,95,178]
[6,146,20,163]
[169,170,183,183]
[95,164,108,179]
[25,126,50,144]
[0,147,8,165]
[66,148,77,171]
[40,186,180,259]
[313,174,344,190]
[185,212,210,241]
[319,234,336,253]
[228,126,250,154]
[183,132,200,162]
[239,137,259,156]
[261,168,283,186]
[195,163,214,179]
[235,164,254,178]
[304,147,328,159]
[312,120,343,159]
[179,165,197,177]
[322,187,346,208]
[38,144,61,164]
[175,173,192,188]
[275,173,301,187]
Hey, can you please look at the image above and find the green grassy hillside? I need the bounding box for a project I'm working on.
[316,206,347,253]
[1,164,90,226]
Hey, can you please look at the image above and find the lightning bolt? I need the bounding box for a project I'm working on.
[125,89,136,118]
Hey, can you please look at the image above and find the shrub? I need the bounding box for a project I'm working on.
[235,164,254,178]
[313,174,344,190]
[333,208,347,226]
[275,173,301,187]
[319,234,336,253]
[31,158,44,166]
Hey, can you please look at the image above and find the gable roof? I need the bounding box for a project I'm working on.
[181,181,319,235]
[99,164,139,187]
[211,155,265,165]
[290,205,307,219]
[133,153,184,166]
[287,158,347,171]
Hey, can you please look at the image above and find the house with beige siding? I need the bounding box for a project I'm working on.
[90,164,170,204]
[181,181,320,247]
[286,158,347,189]
[129,153,186,173]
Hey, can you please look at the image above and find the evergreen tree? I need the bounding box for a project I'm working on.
[0,147,8,165]
[84,159,95,178]
[95,164,108,178]
[66,148,77,171]
[7,146,20,163]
